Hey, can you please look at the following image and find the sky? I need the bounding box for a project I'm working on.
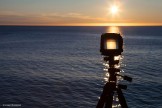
[0,0,162,26]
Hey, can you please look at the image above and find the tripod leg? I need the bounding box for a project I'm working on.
[117,88,128,108]
[96,92,106,108]
[97,82,115,108]
[104,91,113,108]
[97,83,111,108]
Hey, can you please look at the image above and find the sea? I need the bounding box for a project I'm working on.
[0,26,162,108]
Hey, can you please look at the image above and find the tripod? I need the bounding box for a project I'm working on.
[97,56,132,108]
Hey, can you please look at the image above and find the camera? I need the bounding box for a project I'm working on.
[100,33,123,56]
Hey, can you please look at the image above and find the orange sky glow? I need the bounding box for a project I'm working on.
[0,0,162,26]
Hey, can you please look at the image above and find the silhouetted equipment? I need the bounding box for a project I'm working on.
[97,33,132,108]
[100,33,123,56]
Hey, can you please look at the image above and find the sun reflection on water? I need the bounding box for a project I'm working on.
[107,26,121,33]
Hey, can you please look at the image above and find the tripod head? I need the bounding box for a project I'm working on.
[103,56,132,83]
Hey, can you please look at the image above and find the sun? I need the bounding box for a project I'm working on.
[110,5,119,14]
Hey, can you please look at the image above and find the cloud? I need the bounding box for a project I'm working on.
[0,11,108,25]
[0,11,48,25]
[40,12,107,23]
[1,11,161,26]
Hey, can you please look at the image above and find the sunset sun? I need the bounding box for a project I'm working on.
[110,5,119,14]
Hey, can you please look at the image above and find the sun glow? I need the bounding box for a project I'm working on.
[110,5,119,14]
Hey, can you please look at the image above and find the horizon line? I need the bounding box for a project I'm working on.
[1,23,162,27]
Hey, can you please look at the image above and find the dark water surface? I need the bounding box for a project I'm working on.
[0,26,162,108]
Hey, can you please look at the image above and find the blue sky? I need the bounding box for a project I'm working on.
[0,0,162,26]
